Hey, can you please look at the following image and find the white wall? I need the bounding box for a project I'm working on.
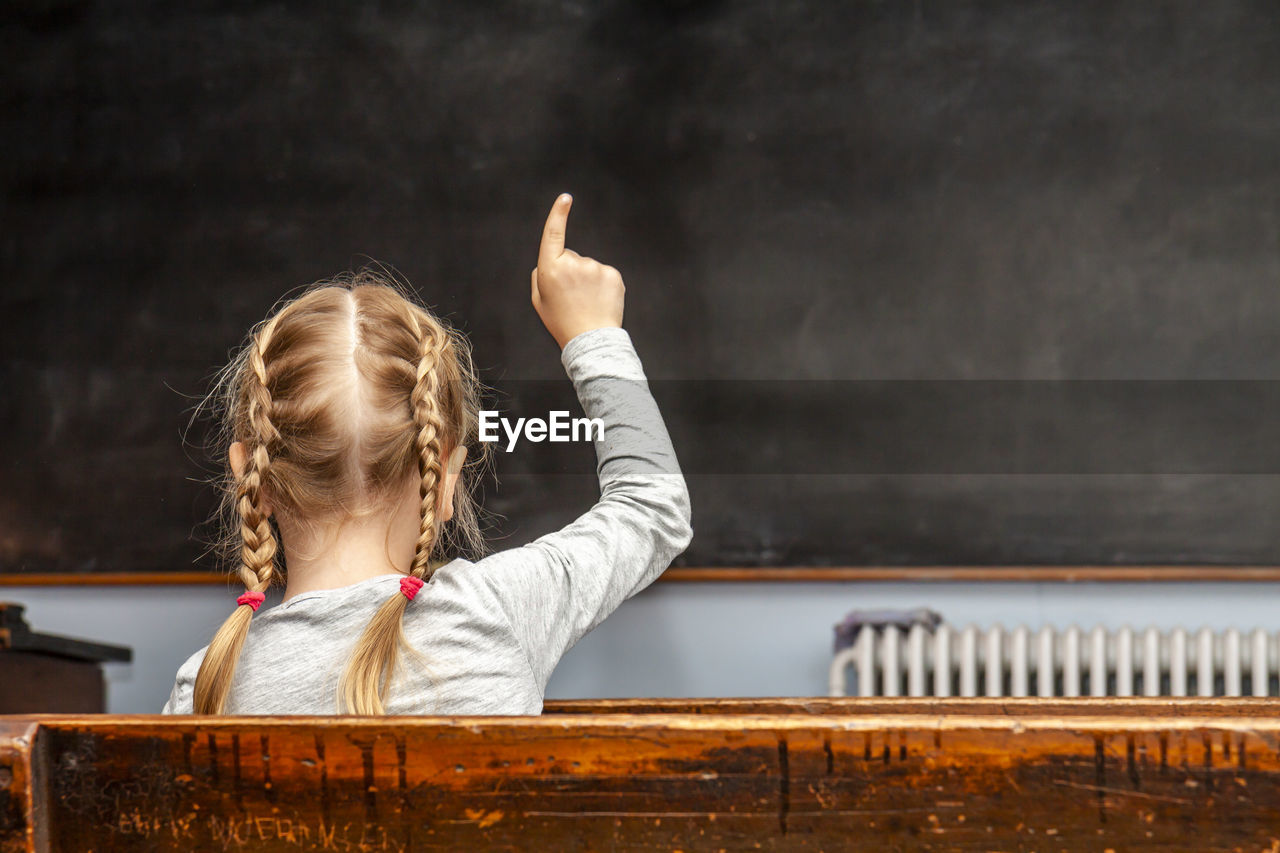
[1,581,1275,713]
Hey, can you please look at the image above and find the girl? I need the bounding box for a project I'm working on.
[163,194,692,715]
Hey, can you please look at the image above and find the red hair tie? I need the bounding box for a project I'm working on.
[236,591,266,612]
[400,576,424,601]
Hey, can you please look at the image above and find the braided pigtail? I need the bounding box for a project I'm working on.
[193,316,282,715]
[338,312,446,714]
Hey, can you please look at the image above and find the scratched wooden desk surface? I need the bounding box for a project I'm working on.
[3,698,1280,851]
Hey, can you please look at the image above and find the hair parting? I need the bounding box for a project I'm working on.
[337,308,452,714]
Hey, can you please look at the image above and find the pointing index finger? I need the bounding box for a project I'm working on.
[539,193,573,266]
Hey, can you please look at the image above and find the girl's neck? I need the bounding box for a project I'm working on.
[275,479,421,602]
[278,520,408,601]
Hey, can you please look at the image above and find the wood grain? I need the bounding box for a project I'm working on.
[0,720,41,853]
[4,701,1280,850]
[543,695,1280,718]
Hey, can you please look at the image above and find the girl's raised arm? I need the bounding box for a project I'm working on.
[469,194,692,692]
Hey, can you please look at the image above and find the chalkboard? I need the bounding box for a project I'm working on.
[3,0,1280,576]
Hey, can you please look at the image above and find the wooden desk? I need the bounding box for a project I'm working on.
[3,698,1279,851]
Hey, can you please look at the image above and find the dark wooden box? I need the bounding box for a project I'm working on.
[0,602,131,714]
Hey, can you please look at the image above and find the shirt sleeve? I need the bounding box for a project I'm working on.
[471,326,693,690]
[161,649,202,713]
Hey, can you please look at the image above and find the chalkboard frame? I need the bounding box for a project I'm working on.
[4,566,1280,585]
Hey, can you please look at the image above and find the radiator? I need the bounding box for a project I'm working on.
[828,625,1280,698]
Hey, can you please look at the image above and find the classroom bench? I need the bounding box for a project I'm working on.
[2,698,1278,851]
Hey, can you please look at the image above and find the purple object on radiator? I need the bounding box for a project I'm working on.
[833,607,943,653]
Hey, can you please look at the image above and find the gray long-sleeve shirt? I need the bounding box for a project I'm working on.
[163,327,691,714]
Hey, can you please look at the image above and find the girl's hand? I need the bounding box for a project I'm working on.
[531,194,626,349]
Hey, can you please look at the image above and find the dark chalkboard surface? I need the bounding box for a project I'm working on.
[3,0,1280,575]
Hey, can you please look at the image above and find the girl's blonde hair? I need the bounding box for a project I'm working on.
[193,269,486,714]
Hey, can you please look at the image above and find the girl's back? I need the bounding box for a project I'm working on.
[163,196,691,715]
